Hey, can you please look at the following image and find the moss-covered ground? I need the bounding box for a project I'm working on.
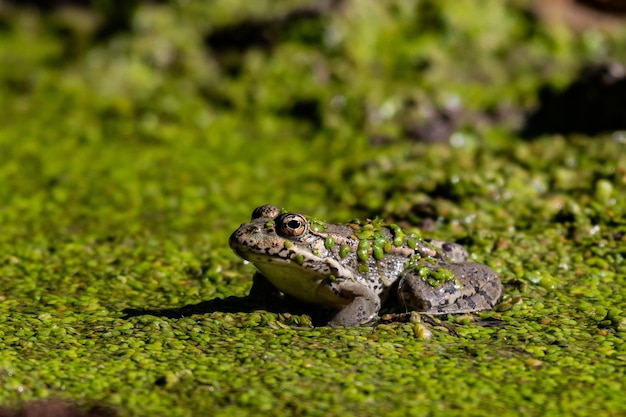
[1,1,626,416]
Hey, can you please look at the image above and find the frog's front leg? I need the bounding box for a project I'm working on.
[397,262,501,314]
[322,281,381,327]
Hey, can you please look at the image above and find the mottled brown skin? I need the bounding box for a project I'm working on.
[229,205,502,327]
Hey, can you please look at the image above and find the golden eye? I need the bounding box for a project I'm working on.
[277,213,308,238]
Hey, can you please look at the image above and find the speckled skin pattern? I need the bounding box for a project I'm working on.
[229,205,502,327]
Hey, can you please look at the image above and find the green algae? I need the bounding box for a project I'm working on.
[1,1,626,417]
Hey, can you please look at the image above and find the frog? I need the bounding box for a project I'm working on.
[229,205,502,327]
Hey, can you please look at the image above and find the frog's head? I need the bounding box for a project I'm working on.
[229,205,354,293]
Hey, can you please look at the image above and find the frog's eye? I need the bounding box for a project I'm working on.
[277,213,308,238]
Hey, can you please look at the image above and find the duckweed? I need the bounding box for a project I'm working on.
[338,245,351,259]
[356,239,371,263]
[372,244,384,261]
[1,1,626,417]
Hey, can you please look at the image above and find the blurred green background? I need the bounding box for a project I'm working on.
[1,1,626,416]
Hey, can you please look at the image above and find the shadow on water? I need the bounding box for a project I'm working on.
[122,272,317,319]
[122,294,286,320]
[122,291,331,324]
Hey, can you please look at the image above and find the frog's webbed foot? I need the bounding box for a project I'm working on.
[398,262,502,314]
[326,282,381,327]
